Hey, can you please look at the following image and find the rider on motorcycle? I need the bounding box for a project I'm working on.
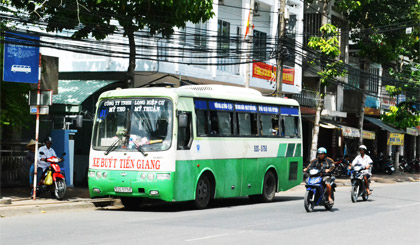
[349,145,372,195]
[37,137,63,184]
[303,147,335,204]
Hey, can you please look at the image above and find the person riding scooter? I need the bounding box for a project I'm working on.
[37,137,63,185]
[303,147,335,204]
[349,145,372,195]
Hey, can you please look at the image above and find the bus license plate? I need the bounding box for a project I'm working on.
[114,187,132,193]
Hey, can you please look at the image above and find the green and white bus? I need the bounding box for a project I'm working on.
[88,85,303,209]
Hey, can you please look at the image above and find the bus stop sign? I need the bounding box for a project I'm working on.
[2,32,40,84]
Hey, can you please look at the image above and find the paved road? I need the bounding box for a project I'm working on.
[1,182,419,245]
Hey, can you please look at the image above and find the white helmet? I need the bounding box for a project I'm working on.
[359,145,367,151]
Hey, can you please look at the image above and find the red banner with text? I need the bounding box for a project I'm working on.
[252,62,294,85]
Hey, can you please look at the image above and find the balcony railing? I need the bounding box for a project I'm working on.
[291,89,317,107]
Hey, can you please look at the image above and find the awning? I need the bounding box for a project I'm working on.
[53,80,117,105]
[365,117,404,134]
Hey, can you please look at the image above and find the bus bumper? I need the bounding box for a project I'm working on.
[88,169,174,202]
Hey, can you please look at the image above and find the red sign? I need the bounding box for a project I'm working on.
[92,157,161,170]
[252,62,294,85]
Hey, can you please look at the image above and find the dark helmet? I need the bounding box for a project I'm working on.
[44,136,53,144]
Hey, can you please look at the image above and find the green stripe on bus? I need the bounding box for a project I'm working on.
[286,143,295,157]
[294,143,301,157]
[277,144,287,157]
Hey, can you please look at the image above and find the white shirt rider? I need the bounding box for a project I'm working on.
[38,145,57,171]
[352,154,373,175]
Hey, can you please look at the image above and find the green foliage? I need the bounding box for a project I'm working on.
[335,0,420,63]
[381,103,420,129]
[9,0,214,39]
[382,63,420,128]
[308,24,347,86]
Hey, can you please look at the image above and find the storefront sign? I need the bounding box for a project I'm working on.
[341,126,360,138]
[387,133,404,145]
[252,62,294,85]
[381,96,396,110]
[364,107,380,116]
[362,130,376,140]
[406,127,419,136]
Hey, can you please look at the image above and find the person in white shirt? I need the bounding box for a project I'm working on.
[37,137,63,185]
[349,145,373,195]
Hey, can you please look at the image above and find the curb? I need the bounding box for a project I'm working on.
[0,198,114,218]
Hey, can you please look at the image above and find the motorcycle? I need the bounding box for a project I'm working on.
[373,154,395,175]
[304,168,336,212]
[398,156,411,173]
[409,157,420,173]
[350,164,370,203]
[333,158,350,177]
[32,152,67,200]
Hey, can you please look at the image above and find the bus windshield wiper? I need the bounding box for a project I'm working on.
[130,139,148,157]
[104,138,121,155]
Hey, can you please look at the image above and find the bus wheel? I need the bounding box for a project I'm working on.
[120,197,142,210]
[194,174,212,209]
[261,171,276,202]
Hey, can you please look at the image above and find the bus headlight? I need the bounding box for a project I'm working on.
[102,172,108,178]
[88,171,95,178]
[96,171,102,179]
[147,173,154,181]
[140,173,146,180]
[156,173,171,180]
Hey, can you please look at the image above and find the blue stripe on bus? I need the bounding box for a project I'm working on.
[235,103,258,113]
[280,107,299,115]
[209,101,234,111]
[258,105,279,114]
[194,100,207,110]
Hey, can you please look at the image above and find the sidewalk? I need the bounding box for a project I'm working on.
[0,187,114,218]
[1,172,419,218]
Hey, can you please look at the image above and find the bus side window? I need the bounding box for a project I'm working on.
[260,114,279,136]
[282,116,298,138]
[217,112,233,136]
[196,110,209,136]
[250,113,258,136]
[209,111,219,135]
[237,113,251,136]
[178,112,193,150]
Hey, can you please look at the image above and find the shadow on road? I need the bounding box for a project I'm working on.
[97,195,304,213]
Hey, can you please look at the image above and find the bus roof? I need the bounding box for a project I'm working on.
[97,85,300,107]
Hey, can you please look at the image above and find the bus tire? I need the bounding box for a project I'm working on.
[194,174,212,209]
[261,171,276,202]
[120,197,142,210]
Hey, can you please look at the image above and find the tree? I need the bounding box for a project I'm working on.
[308,24,346,159]
[381,63,420,129]
[335,0,420,145]
[9,0,214,87]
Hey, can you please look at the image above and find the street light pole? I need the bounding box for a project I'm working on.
[245,0,255,88]
[276,0,286,97]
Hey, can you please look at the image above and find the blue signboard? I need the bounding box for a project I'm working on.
[258,105,279,114]
[235,103,258,113]
[208,101,234,111]
[280,107,299,116]
[3,32,40,83]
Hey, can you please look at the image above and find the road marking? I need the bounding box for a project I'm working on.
[185,231,247,242]
[395,202,420,208]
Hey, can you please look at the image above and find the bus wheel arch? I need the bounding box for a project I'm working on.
[194,170,216,209]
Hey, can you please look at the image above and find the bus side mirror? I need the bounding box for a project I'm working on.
[75,115,83,128]
[178,114,188,128]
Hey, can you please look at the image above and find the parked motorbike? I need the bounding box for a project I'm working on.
[409,157,420,173]
[32,152,67,200]
[373,154,395,175]
[398,156,412,173]
[350,164,370,202]
[333,157,350,177]
[304,168,336,212]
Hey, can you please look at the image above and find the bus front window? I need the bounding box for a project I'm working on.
[93,98,173,152]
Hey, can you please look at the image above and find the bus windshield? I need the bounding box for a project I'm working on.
[92,98,173,152]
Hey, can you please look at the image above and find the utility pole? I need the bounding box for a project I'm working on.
[276,0,286,97]
[244,0,255,88]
